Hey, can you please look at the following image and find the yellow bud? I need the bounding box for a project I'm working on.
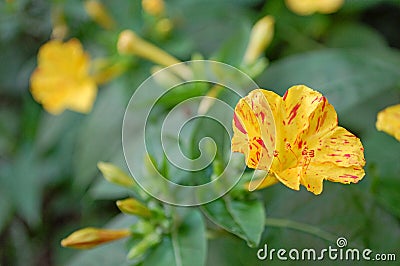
[285,0,344,15]
[117,30,179,66]
[142,0,165,16]
[61,227,130,249]
[155,18,173,37]
[84,0,116,30]
[116,198,152,218]
[243,16,274,65]
[117,30,192,79]
[97,162,135,188]
[51,7,68,40]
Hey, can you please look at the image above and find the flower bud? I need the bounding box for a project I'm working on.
[243,16,274,65]
[117,30,192,79]
[84,0,116,30]
[117,30,179,66]
[61,227,130,249]
[97,162,135,188]
[51,6,68,40]
[285,0,344,16]
[116,198,152,218]
[142,0,165,16]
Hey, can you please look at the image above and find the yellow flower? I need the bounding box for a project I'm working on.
[376,104,400,141]
[285,0,344,15]
[232,85,365,195]
[30,39,97,114]
[61,227,131,249]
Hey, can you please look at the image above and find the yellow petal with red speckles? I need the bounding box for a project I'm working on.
[312,126,365,167]
[299,162,365,195]
[232,85,366,195]
[232,89,275,171]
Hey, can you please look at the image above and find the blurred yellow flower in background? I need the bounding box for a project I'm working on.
[142,0,165,17]
[30,39,97,114]
[232,85,365,195]
[285,0,344,15]
[376,104,400,141]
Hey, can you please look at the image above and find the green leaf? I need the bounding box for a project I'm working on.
[364,131,400,218]
[143,209,207,266]
[202,196,265,248]
[326,23,387,49]
[257,48,400,113]
[0,190,12,232]
[0,148,44,226]
[73,86,128,189]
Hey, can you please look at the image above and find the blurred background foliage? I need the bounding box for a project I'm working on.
[0,0,399,265]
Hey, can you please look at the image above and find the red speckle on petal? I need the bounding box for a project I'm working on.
[336,160,342,163]
[344,154,351,158]
[259,111,265,123]
[283,90,289,101]
[255,137,266,149]
[288,103,301,125]
[321,97,327,111]
[298,140,303,149]
[329,153,338,156]
[339,174,359,179]
[311,96,319,104]
[233,112,247,134]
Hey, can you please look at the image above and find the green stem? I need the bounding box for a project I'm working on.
[265,218,337,243]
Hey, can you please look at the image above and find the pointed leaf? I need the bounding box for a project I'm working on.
[202,196,265,247]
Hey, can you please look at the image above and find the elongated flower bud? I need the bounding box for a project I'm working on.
[116,198,152,218]
[117,30,192,79]
[117,30,179,66]
[97,162,135,188]
[243,16,274,65]
[61,227,130,249]
[84,0,116,30]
